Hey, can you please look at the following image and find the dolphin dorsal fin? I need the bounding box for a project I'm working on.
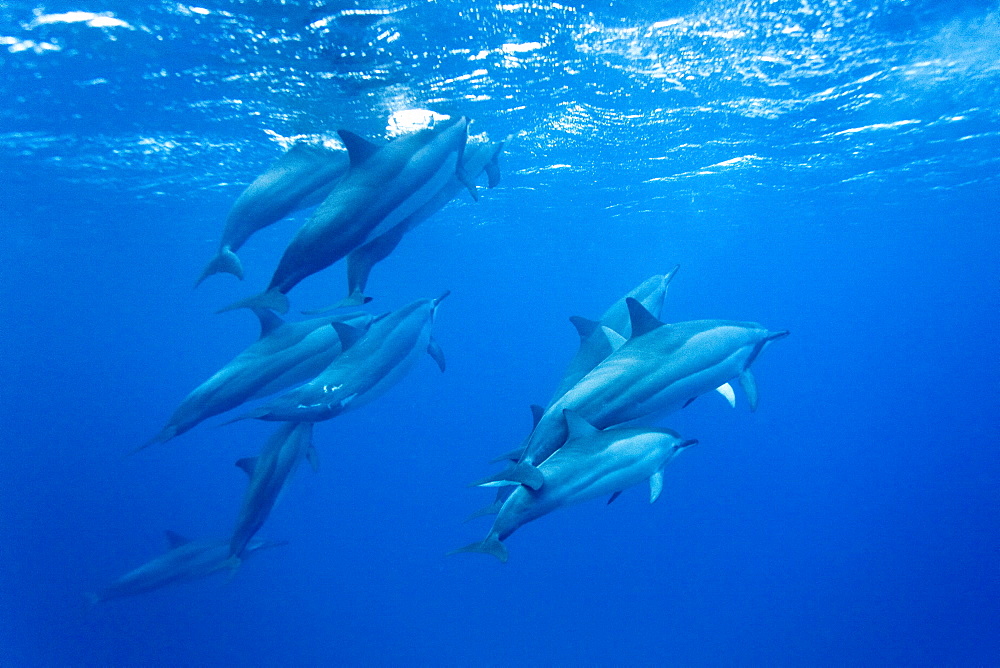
[165,530,190,549]
[337,130,380,167]
[569,316,600,341]
[625,297,664,338]
[235,457,258,478]
[529,404,544,428]
[563,409,599,440]
[485,142,503,188]
[251,307,285,339]
[601,326,627,352]
[331,322,366,351]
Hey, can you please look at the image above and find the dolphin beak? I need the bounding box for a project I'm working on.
[678,439,698,449]
[433,290,451,308]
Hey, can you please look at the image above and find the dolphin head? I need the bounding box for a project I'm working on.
[745,328,790,369]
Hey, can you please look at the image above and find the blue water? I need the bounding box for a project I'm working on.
[2,1,998,665]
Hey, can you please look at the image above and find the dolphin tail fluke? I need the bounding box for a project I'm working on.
[489,445,526,464]
[470,462,544,491]
[217,288,290,315]
[195,247,244,287]
[448,535,508,563]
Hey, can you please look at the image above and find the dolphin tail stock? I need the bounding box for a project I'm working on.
[127,425,178,457]
[194,247,244,288]
[217,288,290,316]
[489,445,526,464]
[464,487,514,522]
[301,289,372,315]
[469,462,544,491]
[447,534,508,563]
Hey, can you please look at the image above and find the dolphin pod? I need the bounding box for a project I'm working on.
[196,142,349,286]
[219,117,476,315]
[94,110,791,600]
[453,413,698,562]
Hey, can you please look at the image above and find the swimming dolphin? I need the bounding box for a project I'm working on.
[232,292,449,422]
[196,142,348,286]
[479,299,789,490]
[453,412,697,562]
[219,117,474,315]
[331,139,504,308]
[140,309,373,449]
[86,532,285,604]
[547,267,679,406]
[230,422,316,559]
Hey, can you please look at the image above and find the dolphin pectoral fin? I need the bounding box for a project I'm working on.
[217,288,290,316]
[235,457,258,477]
[529,404,544,428]
[306,444,320,473]
[341,289,374,308]
[715,382,737,408]
[607,491,623,505]
[489,445,527,464]
[649,470,664,504]
[195,247,244,287]
[251,307,285,339]
[464,488,512,522]
[563,409,600,440]
[427,337,446,372]
[448,535,508,563]
[739,369,759,412]
[471,463,544,491]
[457,167,479,201]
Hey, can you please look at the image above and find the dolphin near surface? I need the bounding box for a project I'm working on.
[140,309,373,450]
[219,117,475,315]
[233,292,449,423]
[453,412,697,562]
[330,139,504,308]
[230,422,317,559]
[86,532,285,604]
[196,142,348,286]
[479,299,789,490]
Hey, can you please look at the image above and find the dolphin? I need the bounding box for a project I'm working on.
[453,411,697,562]
[233,292,449,422]
[230,422,317,559]
[547,267,679,406]
[86,532,285,604]
[196,142,348,286]
[140,309,373,449]
[479,299,789,490]
[331,139,504,308]
[219,117,475,315]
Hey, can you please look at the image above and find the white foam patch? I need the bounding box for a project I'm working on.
[29,11,131,29]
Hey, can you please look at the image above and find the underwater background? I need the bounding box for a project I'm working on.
[2,0,998,665]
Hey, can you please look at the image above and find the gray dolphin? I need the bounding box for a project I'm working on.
[230,422,316,559]
[454,411,697,562]
[234,292,448,422]
[219,117,475,315]
[479,299,789,489]
[86,532,284,604]
[548,267,679,406]
[330,139,504,308]
[196,142,348,286]
[140,309,373,449]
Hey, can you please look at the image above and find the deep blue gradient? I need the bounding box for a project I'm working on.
[2,1,998,665]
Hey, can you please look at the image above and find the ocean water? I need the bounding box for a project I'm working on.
[2,0,998,665]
